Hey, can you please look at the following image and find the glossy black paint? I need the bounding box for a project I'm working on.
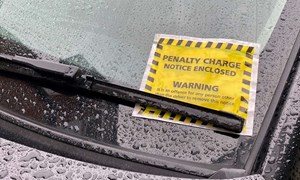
[244,0,300,178]
[251,38,300,179]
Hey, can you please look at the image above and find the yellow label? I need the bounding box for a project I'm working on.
[145,38,254,119]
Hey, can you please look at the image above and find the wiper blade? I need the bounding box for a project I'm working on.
[0,54,244,133]
[0,54,79,78]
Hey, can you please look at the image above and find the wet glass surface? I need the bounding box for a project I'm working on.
[0,0,285,88]
[0,0,289,175]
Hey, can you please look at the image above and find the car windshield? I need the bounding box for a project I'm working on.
[0,0,288,176]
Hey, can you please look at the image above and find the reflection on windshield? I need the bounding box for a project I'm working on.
[0,0,285,88]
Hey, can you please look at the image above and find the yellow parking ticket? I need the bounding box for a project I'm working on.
[132,34,260,136]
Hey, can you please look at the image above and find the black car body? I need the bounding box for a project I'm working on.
[0,0,300,179]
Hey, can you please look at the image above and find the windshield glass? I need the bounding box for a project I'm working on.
[0,0,285,88]
[0,0,287,176]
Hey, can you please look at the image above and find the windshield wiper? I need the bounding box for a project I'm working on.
[0,54,244,132]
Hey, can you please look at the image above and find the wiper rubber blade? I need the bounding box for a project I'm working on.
[0,54,244,133]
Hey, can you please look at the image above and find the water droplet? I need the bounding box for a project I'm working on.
[7,150,15,155]
[30,163,38,169]
[39,162,47,168]
[156,143,163,150]
[49,157,60,163]
[74,125,80,132]
[126,173,133,179]
[191,147,200,155]
[20,163,29,168]
[20,169,30,175]
[66,171,73,180]
[10,175,22,180]
[290,109,298,116]
[83,172,92,179]
[33,170,54,179]
[63,122,69,128]
[268,157,276,164]
[19,150,45,162]
[206,144,215,151]
[56,168,66,174]
[0,169,8,178]
[4,155,13,161]
[132,142,140,150]
[118,172,123,178]
[107,174,117,180]
[265,166,272,173]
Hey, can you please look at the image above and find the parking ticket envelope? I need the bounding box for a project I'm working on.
[133,34,260,136]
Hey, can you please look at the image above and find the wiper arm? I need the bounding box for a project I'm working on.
[0,54,244,133]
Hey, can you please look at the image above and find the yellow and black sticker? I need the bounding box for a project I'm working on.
[133,34,260,136]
